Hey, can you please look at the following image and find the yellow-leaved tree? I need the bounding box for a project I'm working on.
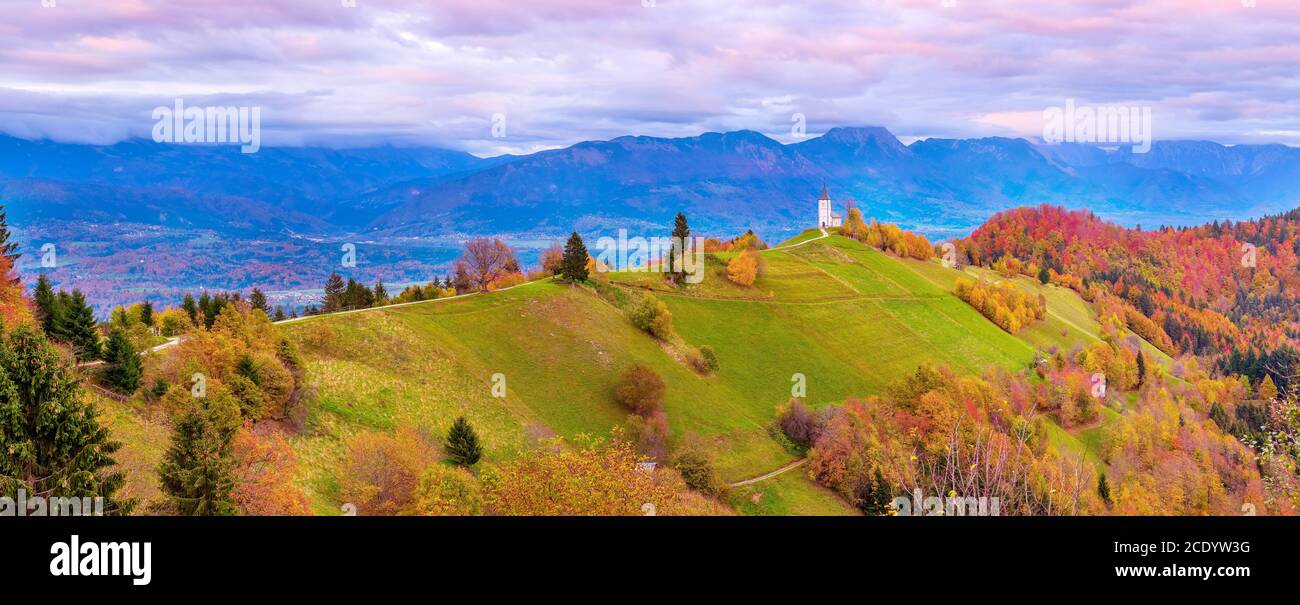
[726,250,760,286]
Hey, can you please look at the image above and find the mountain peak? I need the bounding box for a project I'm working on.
[793,125,911,161]
[819,126,899,144]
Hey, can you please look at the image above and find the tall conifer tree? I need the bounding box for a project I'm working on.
[0,326,132,513]
[104,328,142,394]
[560,231,590,283]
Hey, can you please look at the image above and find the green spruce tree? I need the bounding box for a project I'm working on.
[203,293,229,329]
[445,416,483,466]
[1209,402,1232,433]
[197,292,213,327]
[668,211,690,280]
[182,293,198,325]
[1097,472,1111,506]
[33,273,59,335]
[249,288,270,315]
[104,328,142,394]
[54,289,101,361]
[322,272,346,312]
[157,392,240,516]
[560,231,590,283]
[343,278,374,310]
[140,300,154,327]
[0,203,20,283]
[0,325,132,513]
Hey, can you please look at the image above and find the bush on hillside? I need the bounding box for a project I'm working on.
[624,411,670,461]
[487,271,529,291]
[840,212,934,260]
[151,377,170,399]
[614,364,666,416]
[540,243,565,275]
[411,464,483,516]
[688,345,719,374]
[226,374,267,420]
[338,426,437,515]
[671,435,726,496]
[776,398,826,450]
[152,302,306,424]
[630,295,673,339]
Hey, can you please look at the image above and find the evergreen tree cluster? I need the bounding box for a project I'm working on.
[1217,346,1298,400]
[0,325,132,513]
[172,290,244,329]
[33,274,102,361]
[320,273,391,313]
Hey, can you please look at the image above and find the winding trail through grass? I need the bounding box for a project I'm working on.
[77,335,181,368]
[767,227,829,251]
[729,457,808,487]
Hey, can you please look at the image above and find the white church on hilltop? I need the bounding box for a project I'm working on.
[817,185,843,228]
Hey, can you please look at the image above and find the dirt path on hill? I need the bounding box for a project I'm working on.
[77,336,181,368]
[767,227,829,251]
[729,457,809,487]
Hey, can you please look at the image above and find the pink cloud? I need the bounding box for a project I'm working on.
[0,0,1295,151]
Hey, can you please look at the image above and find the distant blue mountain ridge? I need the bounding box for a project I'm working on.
[2,126,1299,244]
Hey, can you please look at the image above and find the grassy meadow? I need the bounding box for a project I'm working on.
[102,231,1145,515]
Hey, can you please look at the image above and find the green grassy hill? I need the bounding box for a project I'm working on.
[274,232,1050,515]
[100,230,1146,515]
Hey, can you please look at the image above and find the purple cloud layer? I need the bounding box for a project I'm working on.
[1,0,1297,154]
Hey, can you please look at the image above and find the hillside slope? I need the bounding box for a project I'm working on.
[98,231,1135,515]
[265,234,1058,513]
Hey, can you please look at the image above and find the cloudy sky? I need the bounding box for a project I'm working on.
[1,0,1297,156]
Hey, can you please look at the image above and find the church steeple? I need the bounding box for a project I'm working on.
[816,185,842,228]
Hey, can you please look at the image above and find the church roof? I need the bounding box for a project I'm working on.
[819,184,830,200]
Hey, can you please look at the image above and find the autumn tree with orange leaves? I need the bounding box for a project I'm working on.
[232,426,311,515]
[338,426,438,515]
[0,204,31,327]
[481,434,730,516]
[726,250,760,286]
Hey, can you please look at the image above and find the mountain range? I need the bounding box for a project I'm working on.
[3,127,1299,312]
[5,127,1300,239]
